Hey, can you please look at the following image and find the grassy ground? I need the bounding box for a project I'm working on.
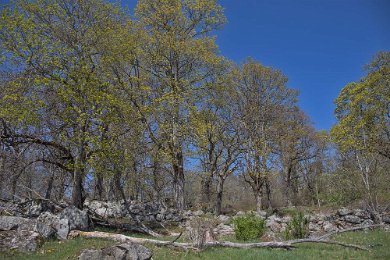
[1,230,389,259]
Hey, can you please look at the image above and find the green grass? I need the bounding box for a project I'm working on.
[0,238,115,260]
[1,230,389,259]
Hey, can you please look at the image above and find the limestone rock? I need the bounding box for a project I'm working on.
[0,216,32,231]
[79,242,152,260]
[36,212,69,239]
[344,215,363,224]
[59,206,89,231]
[214,223,234,236]
[323,221,337,232]
[0,230,43,252]
[193,210,204,217]
[338,208,353,216]
[382,214,390,224]
[217,215,231,223]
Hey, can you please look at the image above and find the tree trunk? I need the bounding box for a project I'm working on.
[172,151,185,210]
[214,175,225,215]
[265,176,272,210]
[45,167,55,199]
[55,170,66,201]
[255,190,262,213]
[112,170,123,201]
[200,172,213,210]
[11,170,22,201]
[152,163,161,202]
[0,155,4,200]
[284,164,293,207]
[72,166,84,209]
[94,172,104,200]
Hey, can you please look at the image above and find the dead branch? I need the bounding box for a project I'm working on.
[69,230,369,251]
[87,209,162,238]
[169,232,183,244]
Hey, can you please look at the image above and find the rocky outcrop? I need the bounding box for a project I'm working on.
[35,206,89,239]
[182,207,389,239]
[0,199,63,217]
[214,223,234,236]
[0,230,43,252]
[36,212,69,239]
[0,216,35,231]
[0,206,89,240]
[79,242,152,260]
[59,206,89,231]
[84,200,182,223]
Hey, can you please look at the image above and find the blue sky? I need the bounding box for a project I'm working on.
[1,0,389,130]
[124,0,390,130]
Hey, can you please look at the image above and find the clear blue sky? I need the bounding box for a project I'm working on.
[1,0,389,130]
[216,0,390,130]
[123,0,390,130]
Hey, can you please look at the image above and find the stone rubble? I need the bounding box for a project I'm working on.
[84,200,183,223]
[0,198,389,253]
[79,242,153,260]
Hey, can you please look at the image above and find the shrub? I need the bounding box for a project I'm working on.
[232,214,266,241]
[284,211,309,240]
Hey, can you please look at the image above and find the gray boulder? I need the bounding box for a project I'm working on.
[17,218,37,232]
[0,230,43,252]
[193,210,204,217]
[382,214,390,224]
[338,208,353,216]
[0,216,32,231]
[59,206,89,231]
[217,215,231,223]
[344,215,363,224]
[79,242,152,260]
[36,212,69,239]
[353,209,370,219]
[22,200,56,217]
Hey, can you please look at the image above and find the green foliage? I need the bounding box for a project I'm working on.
[331,51,389,158]
[232,214,266,241]
[284,211,309,240]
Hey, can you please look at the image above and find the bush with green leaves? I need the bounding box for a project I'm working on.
[232,214,266,241]
[284,211,309,240]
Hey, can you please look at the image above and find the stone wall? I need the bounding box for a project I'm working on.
[182,207,390,238]
[84,200,183,222]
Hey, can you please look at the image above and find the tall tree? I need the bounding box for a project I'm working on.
[0,0,135,208]
[237,59,297,212]
[191,67,241,214]
[135,0,226,210]
[331,51,390,213]
[275,107,318,206]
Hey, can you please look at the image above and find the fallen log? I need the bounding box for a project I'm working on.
[69,230,369,251]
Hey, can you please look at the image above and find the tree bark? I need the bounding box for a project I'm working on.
[70,229,372,251]
[200,173,213,210]
[72,166,84,209]
[94,172,104,200]
[265,175,272,210]
[172,151,185,211]
[214,175,225,215]
[45,167,55,199]
[255,190,262,213]
[284,164,293,207]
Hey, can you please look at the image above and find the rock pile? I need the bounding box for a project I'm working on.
[84,200,183,222]
[79,242,152,260]
[0,206,90,252]
[183,207,390,238]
